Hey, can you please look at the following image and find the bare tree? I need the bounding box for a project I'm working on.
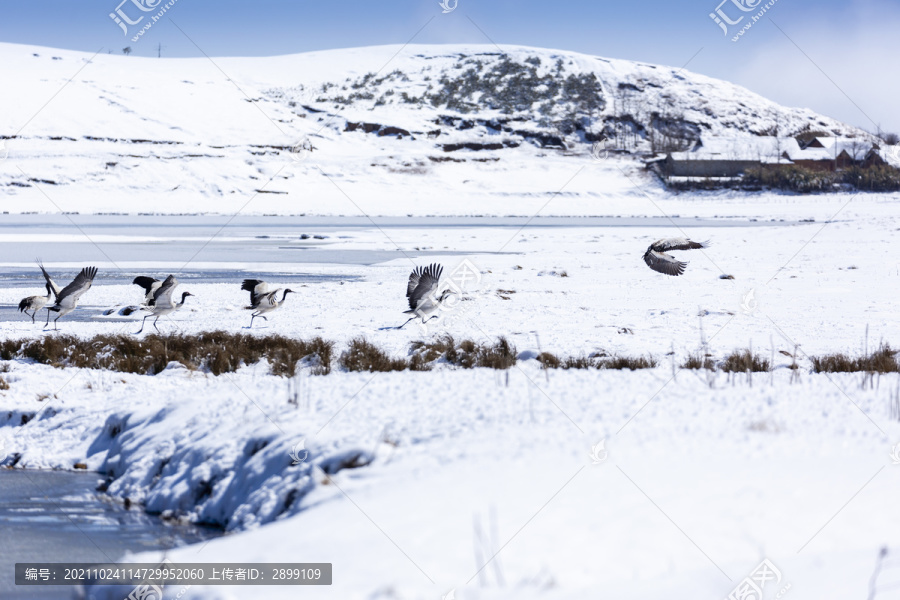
[880,132,899,145]
[122,47,132,55]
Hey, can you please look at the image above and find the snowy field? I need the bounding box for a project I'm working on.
[1,194,899,357]
[1,195,900,599]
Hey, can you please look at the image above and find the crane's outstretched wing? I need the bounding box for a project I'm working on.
[133,276,160,297]
[258,290,280,309]
[151,275,178,309]
[38,260,61,298]
[643,250,687,276]
[241,279,269,308]
[56,266,98,307]
[651,238,708,252]
[407,263,443,310]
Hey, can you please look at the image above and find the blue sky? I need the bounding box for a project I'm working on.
[2,0,898,132]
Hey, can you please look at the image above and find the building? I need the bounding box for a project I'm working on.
[783,137,872,171]
[663,137,799,178]
[663,136,878,178]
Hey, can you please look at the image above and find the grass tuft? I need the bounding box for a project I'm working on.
[681,352,716,370]
[410,336,517,369]
[339,337,416,372]
[598,354,658,370]
[0,332,333,376]
[721,349,771,373]
[474,337,518,369]
[562,355,595,369]
[536,352,560,369]
[811,343,899,373]
[409,334,457,363]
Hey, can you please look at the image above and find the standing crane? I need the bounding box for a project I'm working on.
[241,279,294,328]
[44,266,98,330]
[137,275,194,334]
[18,260,59,324]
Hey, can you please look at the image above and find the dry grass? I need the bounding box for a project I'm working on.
[340,337,431,372]
[681,352,716,370]
[521,350,656,370]
[410,335,517,369]
[409,334,457,363]
[811,344,900,373]
[721,349,771,373]
[474,337,518,369]
[0,376,8,390]
[0,332,334,376]
[598,355,658,370]
[25,333,898,379]
[536,352,560,369]
[562,355,595,369]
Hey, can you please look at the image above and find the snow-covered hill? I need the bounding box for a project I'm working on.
[0,43,874,215]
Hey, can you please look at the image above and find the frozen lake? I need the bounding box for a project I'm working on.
[0,469,222,599]
[0,214,793,272]
[0,213,796,273]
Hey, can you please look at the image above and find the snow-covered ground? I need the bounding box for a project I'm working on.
[0,42,877,217]
[1,195,899,599]
[1,355,898,599]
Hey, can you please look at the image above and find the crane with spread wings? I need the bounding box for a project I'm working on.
[44,266,98,330]
[642,238,708,276]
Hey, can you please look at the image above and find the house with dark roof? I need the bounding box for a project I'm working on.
[662,137,798,178]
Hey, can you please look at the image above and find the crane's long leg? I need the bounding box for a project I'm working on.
[153,316,161,333]
[249,311,265,329]
[29,310,35,324]
[395,316,416,330]
[137,314,150,334]
[53,315,60,331]
[44,309,51,328]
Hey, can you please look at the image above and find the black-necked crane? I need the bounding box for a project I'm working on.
[137,275,193,334]
[18,284,53,323]
[241,279,293,328]
[18,261,59,323]
[44,266,98,330]
[395,263,455,329]
[642,238,708,276]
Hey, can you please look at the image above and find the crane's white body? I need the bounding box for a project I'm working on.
[137,275,193,334]
[404,294,444,320]
[242,279,293,328]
